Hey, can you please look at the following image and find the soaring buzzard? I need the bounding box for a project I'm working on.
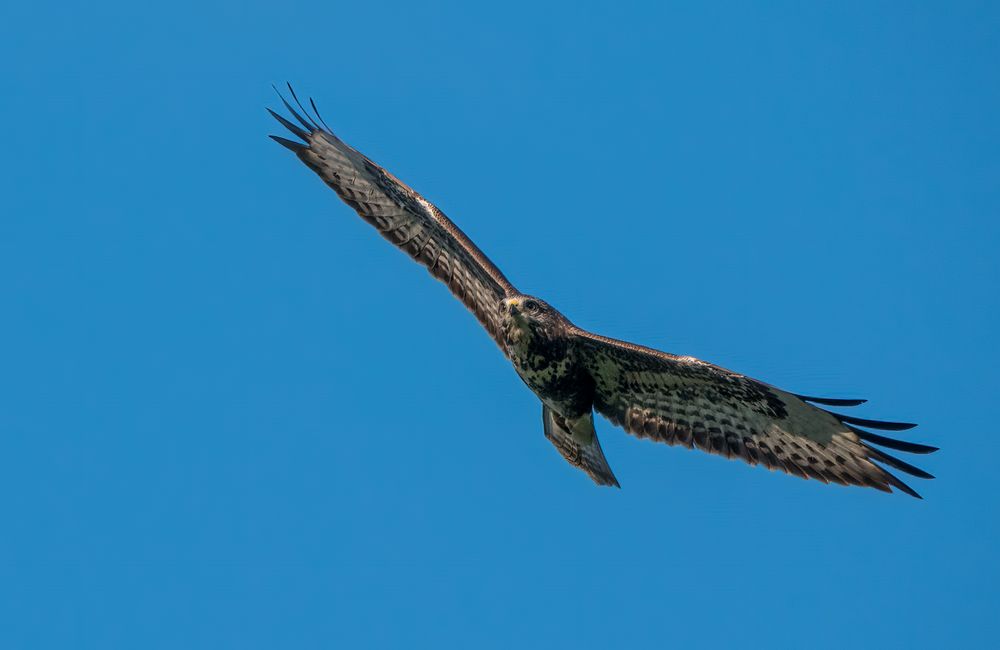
[269,86,938,497]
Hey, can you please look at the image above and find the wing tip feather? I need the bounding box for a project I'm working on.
[269,134,307,153]
[795,394,868,407]
[831,412,918,431]
[270,82,319,134]
[884,472,922,499]
[865,444,935,480]
[267,107,310,141]
[848,425,939,455]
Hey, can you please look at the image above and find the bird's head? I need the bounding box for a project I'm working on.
[500,295,568,344]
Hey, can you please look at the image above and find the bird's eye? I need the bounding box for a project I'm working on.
[525,300,539,313]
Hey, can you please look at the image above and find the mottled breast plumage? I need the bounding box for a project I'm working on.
[500,298,592,416]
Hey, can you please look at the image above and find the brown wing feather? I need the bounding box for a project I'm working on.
[571,329,936,497]
[270,94,516,349]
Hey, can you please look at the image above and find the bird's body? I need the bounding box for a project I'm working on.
[269,86,938,496]
[502,297,588,415]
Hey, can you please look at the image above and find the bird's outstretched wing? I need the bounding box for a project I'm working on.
[572,329,938,497]
[268,86,516,348]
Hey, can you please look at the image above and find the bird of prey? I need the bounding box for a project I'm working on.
[268,85,938,497]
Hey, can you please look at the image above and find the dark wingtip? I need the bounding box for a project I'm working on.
[865,445,935,480]
[272,83,317,133]
[269,135,307,153]
[886,472,922,499]
[286,82,322,131]
[832,413,918,431]
[267,108,309,140]
[795,394,867,407]
[849,426,939,454]
[309,96,333,133]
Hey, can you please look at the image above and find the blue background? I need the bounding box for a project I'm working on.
[2,2,997,647]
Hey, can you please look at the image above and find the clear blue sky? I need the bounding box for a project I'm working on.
[1,1,997,648]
